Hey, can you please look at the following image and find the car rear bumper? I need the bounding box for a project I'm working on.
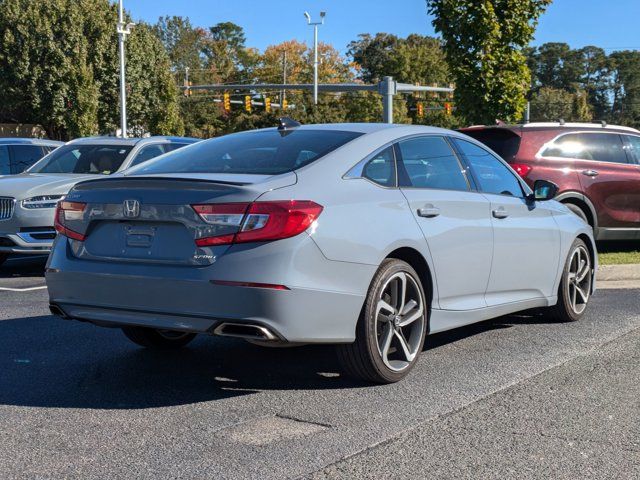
[46,235,375,343]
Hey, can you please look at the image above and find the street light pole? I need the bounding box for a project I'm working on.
[116,0,134,138]
[304,11,325,105]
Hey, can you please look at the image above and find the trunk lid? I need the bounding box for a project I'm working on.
[64,173,296,266]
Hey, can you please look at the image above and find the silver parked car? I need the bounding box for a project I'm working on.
[46,123,596,383]
[0,136,198,265]
[0,138,63,175]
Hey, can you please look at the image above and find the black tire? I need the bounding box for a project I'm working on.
[546,238,593,323]
[564,203,590,225]
[0,253,8,267]
[122,326,196,349]
[337,259,428,384]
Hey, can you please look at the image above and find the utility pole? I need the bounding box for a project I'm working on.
[304,11,325,105]
[116,0,134,138]
[281,50,287,106]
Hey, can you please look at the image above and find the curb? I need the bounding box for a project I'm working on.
[597,264,640,281]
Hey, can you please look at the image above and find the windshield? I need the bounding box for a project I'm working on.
[29,144,133,174]
[128,129,363,176]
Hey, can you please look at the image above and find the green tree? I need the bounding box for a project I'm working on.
[348,33,449,86]
[0,0,182,139]
[609,50,640,128]
[426,0,552,124]
[530,86,592,122]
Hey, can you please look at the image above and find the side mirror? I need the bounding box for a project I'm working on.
[531,179,559,201]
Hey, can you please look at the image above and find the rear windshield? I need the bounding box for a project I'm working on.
[29,144,133,174]
[129,129,363,176]
[460,129,521,161]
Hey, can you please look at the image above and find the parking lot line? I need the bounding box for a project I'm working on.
[0,286,47,292]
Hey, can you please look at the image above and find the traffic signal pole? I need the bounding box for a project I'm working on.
[185,78,454,124]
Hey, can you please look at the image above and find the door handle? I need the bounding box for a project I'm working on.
[492,207,509,219]
[581,169,599,177]
[417,205,440,218]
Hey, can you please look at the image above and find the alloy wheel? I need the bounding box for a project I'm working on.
[375,271,425,372]
[567,245,591,315]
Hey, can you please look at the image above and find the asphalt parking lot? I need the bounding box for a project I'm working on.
[0,257,638,479]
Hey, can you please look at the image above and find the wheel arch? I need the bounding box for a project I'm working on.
[556,192,598,230]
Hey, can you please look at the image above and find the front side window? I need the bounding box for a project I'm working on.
[542,132,627,164]
[29,145,133,174]
[362,146,396,187]
[397,136,469,191]
[130,130,362,176]
[129,144,166,167]
[454,138,524,197]
[9,145,45,173]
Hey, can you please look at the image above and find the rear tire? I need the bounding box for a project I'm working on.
[546,238,593,322]
[122,327,196,349]
[337,259,428,384]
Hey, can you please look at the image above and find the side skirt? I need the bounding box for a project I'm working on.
[429,297,554,334]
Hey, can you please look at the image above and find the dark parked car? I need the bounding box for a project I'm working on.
[460,122,640,241]
[0,138,63,175]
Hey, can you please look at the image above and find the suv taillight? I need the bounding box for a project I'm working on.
[511,163,532,178]
[192,200,323,247]
[54,201,87,241]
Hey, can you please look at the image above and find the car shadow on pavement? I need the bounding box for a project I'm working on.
[0,310,559,410]
[0,256,47,279]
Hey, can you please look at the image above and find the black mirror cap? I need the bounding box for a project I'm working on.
[533,179,559,201]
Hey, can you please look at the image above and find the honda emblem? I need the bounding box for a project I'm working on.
[123,199,140,218]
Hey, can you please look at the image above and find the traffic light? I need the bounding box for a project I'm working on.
[264,97,271,113]
[282,99,288,110]
[417,102,424,118]
[184,81,192,97]
[223,93,231,112]
[244,95,252,112]
[444,102,452,115]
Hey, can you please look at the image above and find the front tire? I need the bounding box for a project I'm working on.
[546,238,593,322]
[122,327,196,349]
[0,253,8,267]
[337,259,428,384]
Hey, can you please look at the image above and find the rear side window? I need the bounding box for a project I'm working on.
[623,135,640,164]
[9,145,45,173]
[453,139,524,197]
[542,132,627,164]
[459,128,521,161]
[362,146,396,187]
[131,130,362,176]
[396,136,469,191]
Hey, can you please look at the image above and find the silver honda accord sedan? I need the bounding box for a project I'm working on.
[46,122,596,383]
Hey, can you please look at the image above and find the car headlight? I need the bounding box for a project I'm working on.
[21,195,64,209]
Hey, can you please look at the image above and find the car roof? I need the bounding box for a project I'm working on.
[460,122,640,135]
[252,123,455,135]
[0,137,64,146]
[65,136,200,146]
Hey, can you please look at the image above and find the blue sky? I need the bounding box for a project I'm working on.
[125,0,640,55]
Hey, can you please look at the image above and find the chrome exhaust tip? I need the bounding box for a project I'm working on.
[213,322,278,341]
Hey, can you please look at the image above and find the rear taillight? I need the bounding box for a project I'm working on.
[192,200,323,247]
[54,201,87,241]
[511,163,532,178]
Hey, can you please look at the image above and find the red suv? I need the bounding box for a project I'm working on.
[460,122,640,241]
